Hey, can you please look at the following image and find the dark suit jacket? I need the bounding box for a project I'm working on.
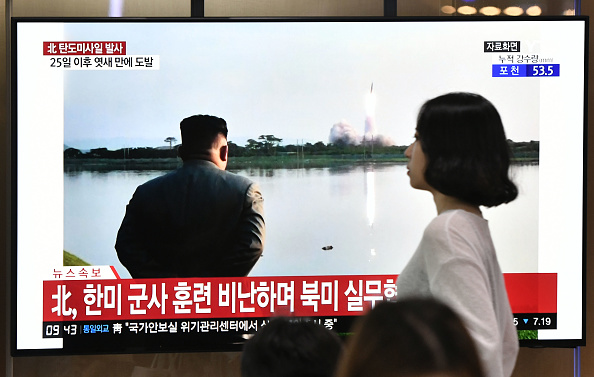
[115,159,265,278]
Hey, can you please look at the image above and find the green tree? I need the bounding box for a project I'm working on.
[164,137,177,149]
[228,141,245,157]
[258,134,283,156]
[246,139,263,156]
[64,148,82,159]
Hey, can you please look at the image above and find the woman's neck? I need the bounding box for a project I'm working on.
[432,191,483,217]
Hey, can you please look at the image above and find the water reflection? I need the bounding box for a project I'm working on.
[365,168,376,228]
[365,167,377,262]
[64,163,538,278]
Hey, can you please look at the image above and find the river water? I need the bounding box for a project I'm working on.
[64,163,538,279]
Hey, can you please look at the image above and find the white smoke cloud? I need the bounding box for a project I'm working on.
[329,120,361,145]
[329,120,395,147]
[369,134,395,147]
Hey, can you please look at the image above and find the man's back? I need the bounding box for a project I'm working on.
[115,160,265,278]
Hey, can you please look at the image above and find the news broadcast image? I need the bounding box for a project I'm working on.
[12,18,585,354]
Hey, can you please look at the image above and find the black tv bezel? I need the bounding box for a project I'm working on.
[9,15,588,356]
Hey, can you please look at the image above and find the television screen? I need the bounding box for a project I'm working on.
[11,16,587,355]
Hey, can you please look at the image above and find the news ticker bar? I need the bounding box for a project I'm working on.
[42,312,557,341]
[43,317,338,339]
[42,317,355,353]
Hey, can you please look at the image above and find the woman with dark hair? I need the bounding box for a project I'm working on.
[335,298,485,377]
[397,92,519,377]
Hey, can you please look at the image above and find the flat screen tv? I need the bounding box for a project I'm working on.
[11,16,587,355]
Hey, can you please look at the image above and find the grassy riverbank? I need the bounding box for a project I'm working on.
[64,250,90,266]
[64,154,538,172]
[64,155,407,171]
[518,330,537,340]
[65,158,182,172]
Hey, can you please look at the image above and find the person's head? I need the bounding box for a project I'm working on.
[241,317,343,377]
[178,114,229,169]
[335,298,484,377]
[404,92,517,207]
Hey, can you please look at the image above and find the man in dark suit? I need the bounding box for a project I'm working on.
[115,115,265,278]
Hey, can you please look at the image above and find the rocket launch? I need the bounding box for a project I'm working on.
[364,82,376,139]
[328,82,395,147]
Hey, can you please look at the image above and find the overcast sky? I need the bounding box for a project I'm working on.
[63,20,542,150]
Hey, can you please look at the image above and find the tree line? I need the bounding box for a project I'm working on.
[64,135,539,160]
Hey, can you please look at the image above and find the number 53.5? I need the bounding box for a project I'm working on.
[533,65,554,76]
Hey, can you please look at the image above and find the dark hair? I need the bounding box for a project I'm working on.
[241,317,343,377]
[178,114,228,161]
[416,92,517,207]
[335,299,484,377]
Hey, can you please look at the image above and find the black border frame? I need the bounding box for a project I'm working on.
[9,15,589,356]
[189,0,397,17]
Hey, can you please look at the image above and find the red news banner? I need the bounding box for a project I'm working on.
[43,41,126,56]
[43,273,556,322]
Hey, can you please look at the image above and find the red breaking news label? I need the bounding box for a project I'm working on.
[43,41,126,55]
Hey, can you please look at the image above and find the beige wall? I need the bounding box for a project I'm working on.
[2,0,592,376]
[11,0,188,17]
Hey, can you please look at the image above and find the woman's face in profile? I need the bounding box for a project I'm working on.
[404,132,430,191]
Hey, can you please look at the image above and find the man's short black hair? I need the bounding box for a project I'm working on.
[241,317,343,377]
[417,92,518,207]
[178,115,228,160]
